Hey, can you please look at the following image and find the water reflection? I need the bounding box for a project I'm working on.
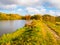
[0,20,26,36]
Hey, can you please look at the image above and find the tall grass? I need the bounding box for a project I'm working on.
[0,20,60,45]
[45,21,60,36]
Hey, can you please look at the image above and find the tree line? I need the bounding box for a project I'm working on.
[0,12,22,20]
[0,12,60,22]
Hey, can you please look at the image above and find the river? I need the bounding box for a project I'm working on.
[0,20,26,36]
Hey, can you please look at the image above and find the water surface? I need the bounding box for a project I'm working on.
[0,20,26,36]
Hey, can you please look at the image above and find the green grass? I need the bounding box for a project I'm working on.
[44,21,60,36]
[0,20,60,45]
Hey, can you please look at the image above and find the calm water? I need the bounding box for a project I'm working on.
[0,20,26,36]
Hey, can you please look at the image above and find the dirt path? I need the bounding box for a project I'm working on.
[44,23,60,39]
[26,20,60,40]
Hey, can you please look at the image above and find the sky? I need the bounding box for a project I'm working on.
[0,0,60,16]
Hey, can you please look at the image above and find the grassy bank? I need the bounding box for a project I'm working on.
[0,20,60,45]
[44,21,60,36]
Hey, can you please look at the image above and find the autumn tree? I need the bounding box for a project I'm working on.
[0,12,22,20]
[56,16,60,22]
[25,15,31,20]
[31,14,42,21]
[0,12,9,20]
[43,14,56,23]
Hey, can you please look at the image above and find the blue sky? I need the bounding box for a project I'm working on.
[0,0,60,16]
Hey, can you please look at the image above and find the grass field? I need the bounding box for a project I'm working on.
[0,20,60,45]
[44,21,60,36]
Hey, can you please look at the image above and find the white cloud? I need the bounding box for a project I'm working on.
[0,0,60,16]
[26,7,40,14]
[26,7,59,16]
[47,0,60,9]
[17,9,22,12]
[47,10,55,16]
[0,5,17,10]
[0,0,60,9]
[26,7,47,15]
[0,0,41,10]
[55,12,60,16]
[0,0,40,6]
[16,0,39,6]
[39,8,46,14]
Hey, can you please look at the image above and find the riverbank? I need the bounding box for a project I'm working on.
[0,20,60,45]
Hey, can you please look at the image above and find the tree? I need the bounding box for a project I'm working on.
[31,14,42,21]
[25,15,31,20]
[43,14,56,23]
